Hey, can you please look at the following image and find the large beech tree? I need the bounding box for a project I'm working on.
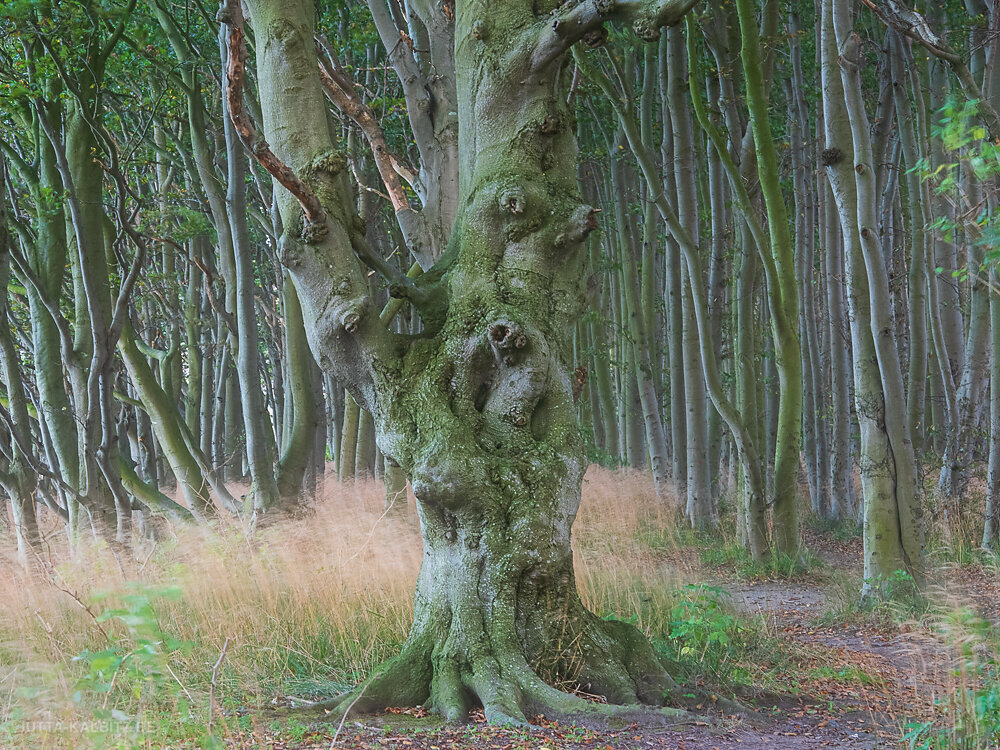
[223,0,700,725]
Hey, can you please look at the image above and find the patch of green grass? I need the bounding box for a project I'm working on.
[699,543,823,581]
[0,577,407,750]
[900,607,1000,749]
[806,515,862,542]
[813,569,930,630]
[930,535,990,568]
[632,516,707,554]
[602,583,797,693]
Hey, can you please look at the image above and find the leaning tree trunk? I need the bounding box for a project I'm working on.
[235,0,701,726]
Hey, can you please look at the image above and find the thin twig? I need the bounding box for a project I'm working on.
[137,542,157,575]
[329,683,368,749]
[103,652,133,710]
[208,637,230,737]
[165,662,195,705]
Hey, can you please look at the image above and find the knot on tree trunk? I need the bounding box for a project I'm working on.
[554,205,600,250]
[632,17,661,41]
[582,25,608,48]
[472,19,489,40]
[489,320,529,366]
[499,187,527,215]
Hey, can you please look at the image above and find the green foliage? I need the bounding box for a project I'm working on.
[862,568,925,609]
[920,97,1000,272]
[653,583,792,691]
[658,585,741,678]
[817,569,928,630]
[67,583,204,747]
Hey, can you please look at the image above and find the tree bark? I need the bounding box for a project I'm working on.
[237,0,701,724]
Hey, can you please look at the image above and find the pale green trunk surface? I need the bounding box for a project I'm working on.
[241,0,702,726]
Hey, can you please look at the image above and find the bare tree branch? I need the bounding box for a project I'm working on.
[862,0,1000,138]
[532,0,698,72]
[315,37,416,210]
[219,0,326,230]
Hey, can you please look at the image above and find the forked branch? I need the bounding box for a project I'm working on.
[862,0,1000,138]
[315,34,417,211]
[532,0,698,71]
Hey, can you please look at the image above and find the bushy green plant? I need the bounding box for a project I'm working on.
[644,584,776,687]
[70,583,206,748]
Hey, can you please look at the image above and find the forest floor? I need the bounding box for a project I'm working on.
[4,471,996,750]
[238,528,976,750]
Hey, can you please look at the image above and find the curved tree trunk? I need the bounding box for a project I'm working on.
[821,0,923,593]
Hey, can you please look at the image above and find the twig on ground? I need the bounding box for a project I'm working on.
[329,684,369,749]
[138,542,157,574]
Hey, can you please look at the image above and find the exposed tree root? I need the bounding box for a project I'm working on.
[297,614,747,730]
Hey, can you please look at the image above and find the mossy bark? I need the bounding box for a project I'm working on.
[119,321,211,517]
[241,0,700,725]
[734,0,802,558]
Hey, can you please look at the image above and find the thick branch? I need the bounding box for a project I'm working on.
[316,35,417,211]
[220,1,325,229]
[365,0,438,161]
[532,0,698,71]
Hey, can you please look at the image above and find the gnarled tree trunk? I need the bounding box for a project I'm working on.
[234,0,699,726]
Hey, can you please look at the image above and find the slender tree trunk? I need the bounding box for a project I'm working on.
[734,0,802,557]
[221,24,281,512]
[822,0,923,592]
[339,391,360,481]
[667,28,712,525]
[984,269,1000,548]
[275,280,320,496]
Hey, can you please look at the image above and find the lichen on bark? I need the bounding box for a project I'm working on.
[235,0,706,727]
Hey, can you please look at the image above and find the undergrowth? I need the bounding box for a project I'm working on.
[901,606,1000,749]
[2,469,786,748]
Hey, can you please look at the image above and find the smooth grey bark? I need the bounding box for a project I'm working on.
[0,193,40,566]
[666,27,712,526]
[984,267,1000,549]
[579,30,770,561]
[339,391,360,481]
[185,237,205,442]
[276,278,321,496]
[822,0,923,593]
[221,24,281,512]
[890,31,929,461]
[787,20,830,518]
[607,123,670,498]
[6,102,81,534]
[658,72,687,497]
[364,0,458,266]
[821,178,856,519]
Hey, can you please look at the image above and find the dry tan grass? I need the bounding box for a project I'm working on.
[0,467,689,743]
